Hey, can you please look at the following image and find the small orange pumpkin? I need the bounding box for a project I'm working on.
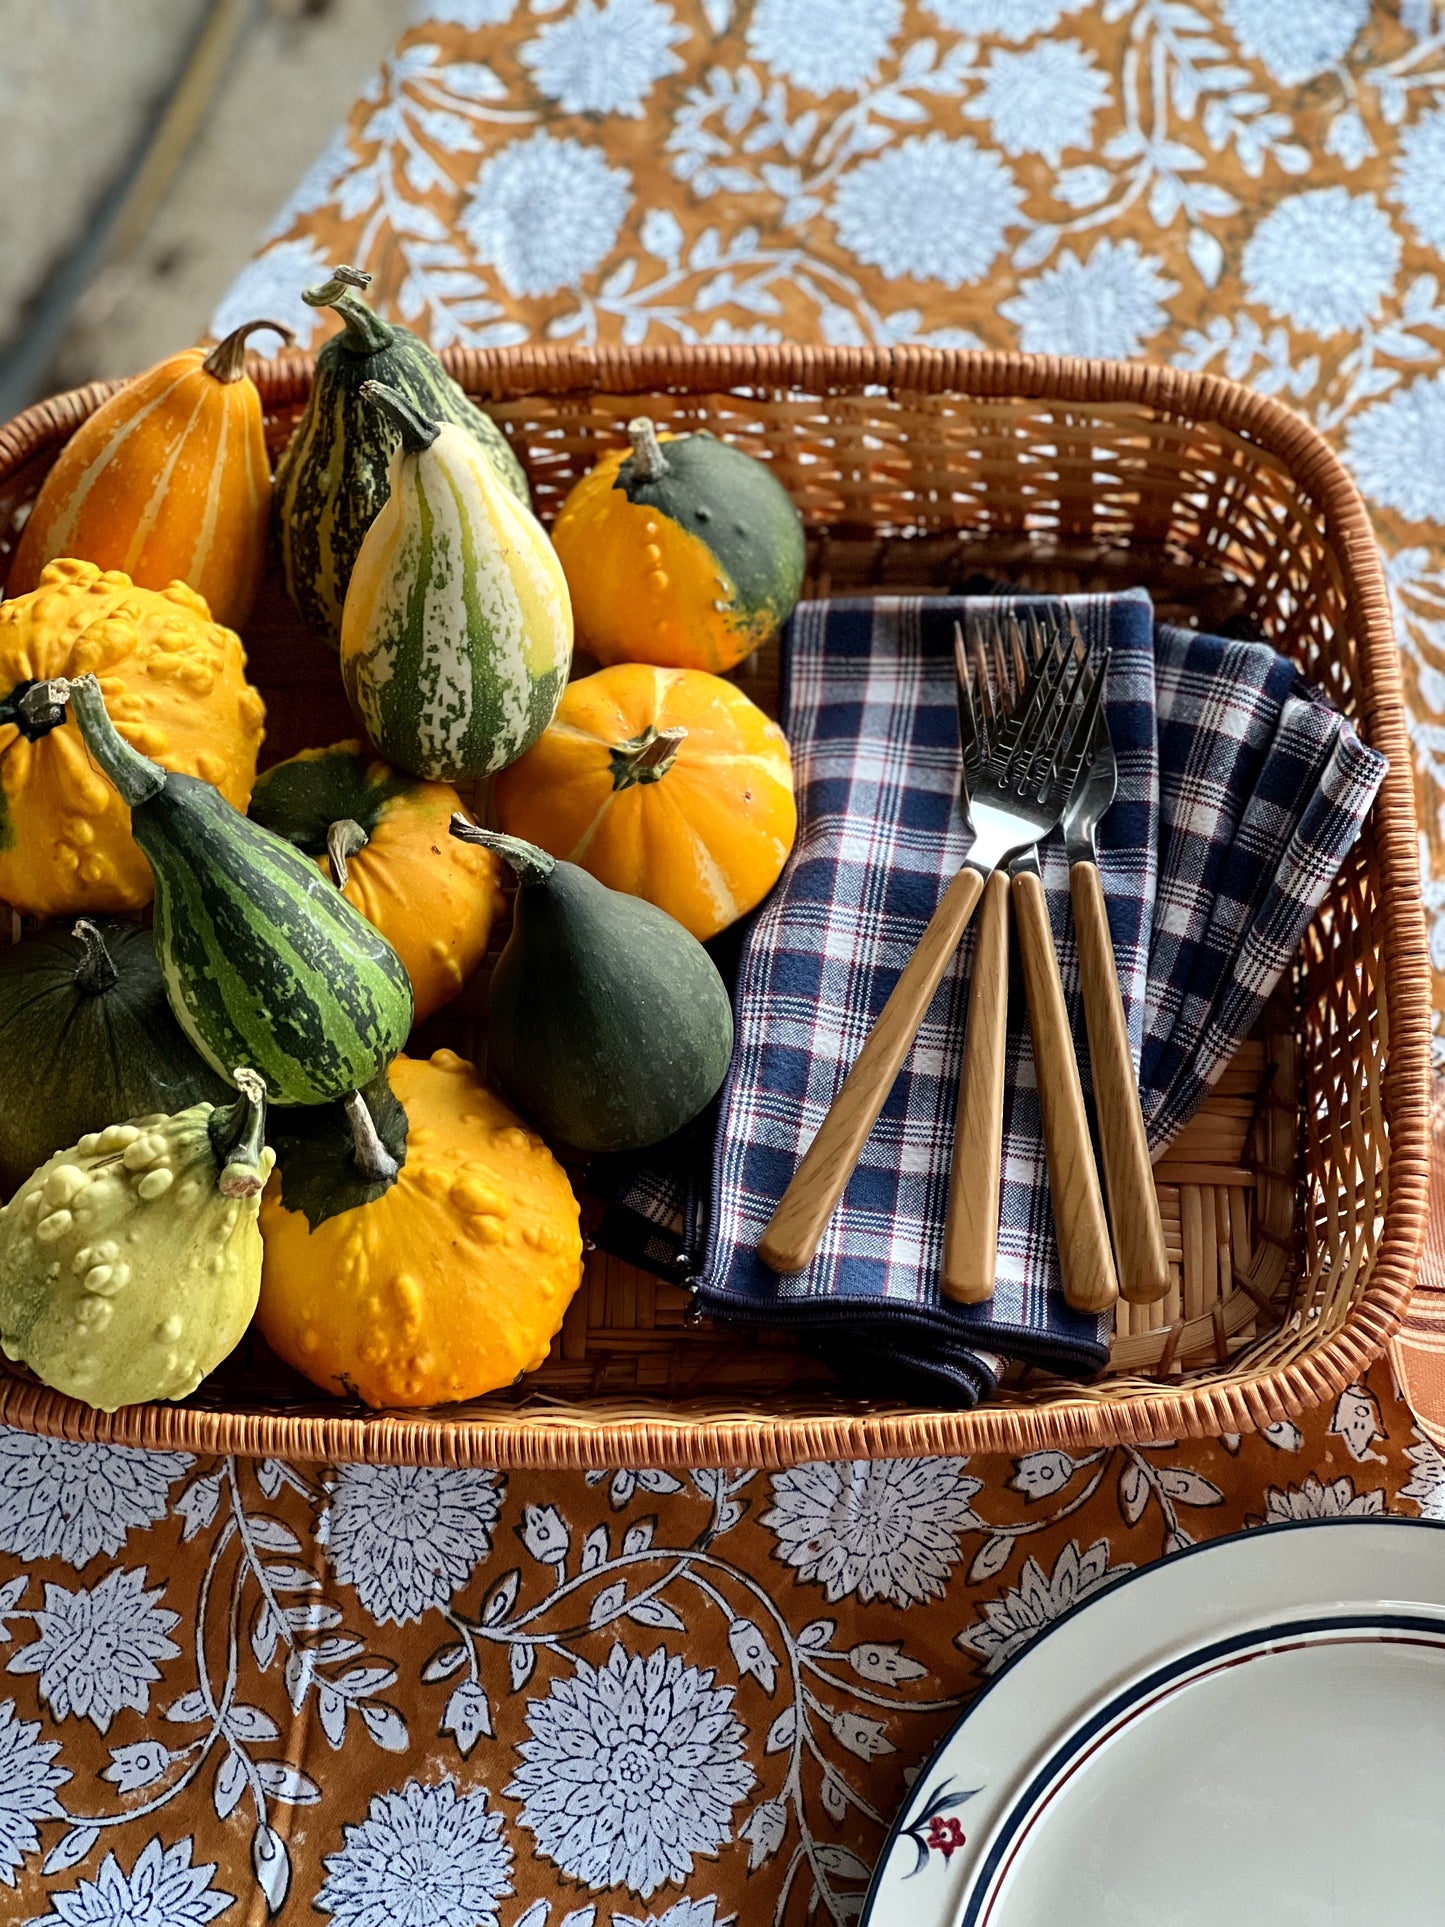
[494,662,796,940]
[247,740,505,1021]
[258,1050,584,1409]
[9,318,291,628]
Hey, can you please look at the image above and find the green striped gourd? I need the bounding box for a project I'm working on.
[340,381,573,783]
[274,265,529,646]
[54,676,413,1141]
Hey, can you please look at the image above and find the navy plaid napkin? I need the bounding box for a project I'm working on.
[594,593,1386,1406]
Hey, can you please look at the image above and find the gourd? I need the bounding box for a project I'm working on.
[550,417,806,674]
[0,560,266,918]
[258,1051,583,1408]
[9,320,291,628]
[495,662,797,940]
[340,382,572,783]
[0,1070,273,1411]
[0,920,230,1196]
[248,741,505,1021]
[273,265,529,644]
[47,676,413,1156]
[450,822,734,1153]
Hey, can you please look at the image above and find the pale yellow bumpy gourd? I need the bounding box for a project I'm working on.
[0,1075,274,1411]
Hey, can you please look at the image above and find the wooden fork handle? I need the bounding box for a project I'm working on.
[760,864,986,1275]
[1070,861,1171,1306]
[942,869,1009,1304]
[1012,869,1119,1316]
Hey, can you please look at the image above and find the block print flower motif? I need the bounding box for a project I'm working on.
[1345,374,1445,524]
[321,1464,504,1627]
[968,39,1109,166]
[1240,187,1400,338]
[0,1700,67,1886]
[522,0,689,119]
[746,0,901,96]
[1258,1476,1386,1523]
[923,0,1083,39]
[829,135,1021,288]
[1391,105,1445,253]
[615,1902,737,1927]
[0,1436,190,1571]
[428,0,518,23]
[956,1539,1131,1675]
[1001,239,1178,359]
[7,1567,179,1735]
[508,1644,754,1900]
[763,1457,982,1607]
[209,235,335,347]
[1222,0,1370,87]
[1402,1436,1445,1520]
[461,131,632,298]
[316,1778,513,1927]
[21,1836,232,1927]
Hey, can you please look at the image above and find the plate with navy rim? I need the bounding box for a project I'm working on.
[861,1518,1445,1927]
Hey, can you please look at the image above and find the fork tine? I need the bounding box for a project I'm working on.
[1003,629,1071,785]
[954,621,987,782]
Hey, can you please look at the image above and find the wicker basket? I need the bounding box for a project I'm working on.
[0,346,1428,1468]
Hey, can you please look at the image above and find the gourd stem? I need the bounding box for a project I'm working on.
[0,677,71,741]
[303,265,394,355]
[627,416,671,480]
[202,318,295,384]
[326,819,370,891]
[345,1089,400,1184]
[449,816,555,886]
[361,380,441,454]
[611,725,687,790]
[63,676,167,808]
[210,1068,270,1198]
[72,920,119,996]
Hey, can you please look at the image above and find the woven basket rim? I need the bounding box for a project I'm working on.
[0,344,1429,1468]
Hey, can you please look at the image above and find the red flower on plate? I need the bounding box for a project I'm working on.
[926,1815,968,1858]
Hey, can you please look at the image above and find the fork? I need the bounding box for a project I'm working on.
[759,623,1100,1278]
[1008,622,1118,1317]
[1063,683,1171,1305]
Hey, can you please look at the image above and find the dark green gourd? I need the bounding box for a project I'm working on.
[450,822,734,1154]
[274,265,530,644]
[53,676,414,1145]
[0,919,230,1196]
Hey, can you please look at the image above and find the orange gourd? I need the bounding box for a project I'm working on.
[258,1051,584,1408]
[0,560,266,917]
[247,741,505,1021]
[549,418,806,674]
[9,318,291,628]
[494,662,797,940]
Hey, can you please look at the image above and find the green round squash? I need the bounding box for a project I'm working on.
[0,920,230,1197]
[450,823,734,1154]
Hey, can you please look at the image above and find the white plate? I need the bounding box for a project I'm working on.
[862,1519,1445,1927]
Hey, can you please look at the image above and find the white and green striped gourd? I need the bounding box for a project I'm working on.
[339,380,573,783]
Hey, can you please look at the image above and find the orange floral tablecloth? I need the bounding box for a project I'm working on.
[3,4,1445,1922]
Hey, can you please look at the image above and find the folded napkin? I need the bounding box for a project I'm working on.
[594,592,1387,1405]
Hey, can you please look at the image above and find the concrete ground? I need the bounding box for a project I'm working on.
[0,0,409,403]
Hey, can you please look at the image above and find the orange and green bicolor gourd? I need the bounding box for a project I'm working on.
[550,417,806,674]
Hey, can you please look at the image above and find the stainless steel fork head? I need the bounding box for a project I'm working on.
[953,613,1109,875]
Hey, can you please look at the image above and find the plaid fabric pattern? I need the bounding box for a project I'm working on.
[594,594,1387,1406]
[1141,625,1388,1147]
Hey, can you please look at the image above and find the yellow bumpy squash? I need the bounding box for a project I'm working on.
[0,560,266,916]
[258,1051,584,1408]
